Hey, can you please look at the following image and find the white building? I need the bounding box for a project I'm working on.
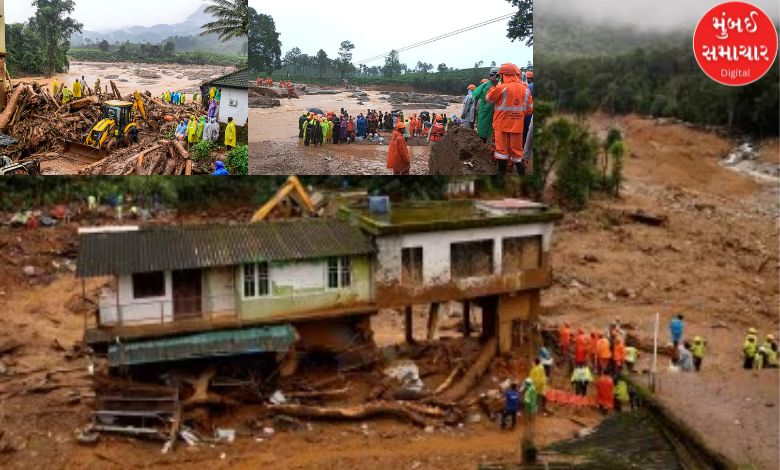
[202,68,249,127]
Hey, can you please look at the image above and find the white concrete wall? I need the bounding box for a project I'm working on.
[218,88,248,127]
[272,260,327,291]
[99,272,173,326]
[204,267,235,314]
[374,222,555,285]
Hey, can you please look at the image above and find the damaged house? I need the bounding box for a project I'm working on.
[78,199,561,372]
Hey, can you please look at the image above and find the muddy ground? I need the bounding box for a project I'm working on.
[545,113,779,469]
[249,88,466,175]
[0,113,778,468]
[15,61,237,98]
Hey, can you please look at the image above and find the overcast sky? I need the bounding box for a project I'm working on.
[6,0,208,31]
[251,0,530,70]
[537,0,779,31]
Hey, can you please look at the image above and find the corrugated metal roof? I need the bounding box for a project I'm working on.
[77,219,374,277]
[203,68,251,89]
[107,325,296,367]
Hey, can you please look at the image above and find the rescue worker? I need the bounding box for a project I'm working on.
[761,334,779,368]
[596,333,612,374]
[299,112,308,139]
[208,99,218,119]
[347,117,355,143]
[181,93,186,105]
[613,338,626,374]
[429,116,445,144]
[574,329,589,366]
[72,79,82,99]
[743,327,759,369]
[486,63,533,175]
[571,364,593,396]
[387,120,410,175]
[669,314,684,351]
[186,116,198,148]
[320,118,330,145]
[94,78,101,97]
[625,341,639,373]
[501,383,520,430]
[691,336,706,372]
[595,373,614,412]
[175,120,187,141]
[209,86,216,101]
[80,76,87,94]
[522,378,538,418]
[529,358,547,411]
[133,90,145,120]
[613,375,630,412]
[195,116,206,143]
[212,160,229,176]
[559,323,571,362]
[61,86,73,105]
[589,331,599,369]
[51,78,60,95]
[472,68,497,143]
[678,342,695,371]
[461,84,476,129]
[224,117,237,151]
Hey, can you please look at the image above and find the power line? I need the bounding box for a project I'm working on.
[356,13,514,65]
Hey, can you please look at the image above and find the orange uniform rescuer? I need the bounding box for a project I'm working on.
[486,63,533,174]
[387,120,411,175]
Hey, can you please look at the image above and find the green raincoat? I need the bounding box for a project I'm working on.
[196,117,206,142]
[472,81,495,139]
[523,381,538,415]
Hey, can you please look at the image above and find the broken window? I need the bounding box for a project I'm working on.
[132,271,165,299]
[451,240,494,279]
[243,262,269,298]
[402,247,423,284]
[328,257,352,289]
[502,236,542,272]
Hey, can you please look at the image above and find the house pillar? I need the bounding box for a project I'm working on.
[463,300,471,337]
[404,305,414,344]
[426,302,440,341]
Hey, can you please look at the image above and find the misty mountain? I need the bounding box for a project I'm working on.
[71,5,246,55]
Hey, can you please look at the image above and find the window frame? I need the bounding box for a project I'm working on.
[242,262,270,299]
[327,256,352,290]
[132,271,166,299]
[401,246,424,285]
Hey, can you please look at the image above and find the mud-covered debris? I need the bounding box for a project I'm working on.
[428,126,495,175]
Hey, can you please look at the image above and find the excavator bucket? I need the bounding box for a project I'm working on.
[61,140,108,164]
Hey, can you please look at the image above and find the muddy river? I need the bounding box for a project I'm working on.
[249,90,464,175]
[15,61,237,98]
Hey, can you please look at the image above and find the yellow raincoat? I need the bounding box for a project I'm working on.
[224,121,236,147]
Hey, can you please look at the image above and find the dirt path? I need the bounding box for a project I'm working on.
[249,88,462,175]
[545,114,779,469]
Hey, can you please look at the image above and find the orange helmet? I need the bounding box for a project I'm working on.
[468,84,476,90]
[480,79,489,83]
[499,63,520,76]
[395,120,406,130]
[526,71,534,79]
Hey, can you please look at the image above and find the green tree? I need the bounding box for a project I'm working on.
[163,41,176,56]
[98,39,110,52]
[507,0,533,46]
[5,24,43,75]
[201,0,249,41]
[29,0,83,76]
[437,63,447,73]
[383,50,402,78]
[336,40,355,79]
[315,49,330,78]
[248,9,281,74]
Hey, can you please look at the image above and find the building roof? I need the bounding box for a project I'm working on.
[339,199,563,236]
[203,68,251,90]
[107,325,296,367]
[77,219,375,277]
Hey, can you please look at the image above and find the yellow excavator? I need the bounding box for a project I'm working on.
[251,176,324,222]
[62,92,147,164]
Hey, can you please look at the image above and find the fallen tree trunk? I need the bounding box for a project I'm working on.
[265,401,442,428]
[67,96,99,111]
[0,85,31,130]
[284,385,351,399]
[434,364,464,395]
[436,338,496,403]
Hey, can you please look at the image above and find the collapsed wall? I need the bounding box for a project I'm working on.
[428,127,496,175]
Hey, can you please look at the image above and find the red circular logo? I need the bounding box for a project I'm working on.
[693,1,778,86]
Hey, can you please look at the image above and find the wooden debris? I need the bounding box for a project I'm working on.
[436,338,497,403]
[627,210,669,227]
[265,401,444,428]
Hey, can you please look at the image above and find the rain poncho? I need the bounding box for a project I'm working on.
[320,120,329,142]
[209,87,216,100]
[72,80,82,99]
[472,80,495,139]
[386,129,410,175]
[356,115,367,137]
[207,118,220,142]
[215,88,221,101]
[208,100,218,119]
[224,121,236,147]
[196,117,206,142]
[51,78,59,94]
[187,118,198,143]
[61,87,73,105]
[175,121,187,139]
[461,90,476,123]
[212,160,229,176]
[523,381,538,415]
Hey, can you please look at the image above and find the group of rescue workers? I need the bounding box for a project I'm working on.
[742,326,779,369]
[295,62,534,176]
[172,86,237,156]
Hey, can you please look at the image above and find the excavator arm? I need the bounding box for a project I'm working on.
[251,176,318,222]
